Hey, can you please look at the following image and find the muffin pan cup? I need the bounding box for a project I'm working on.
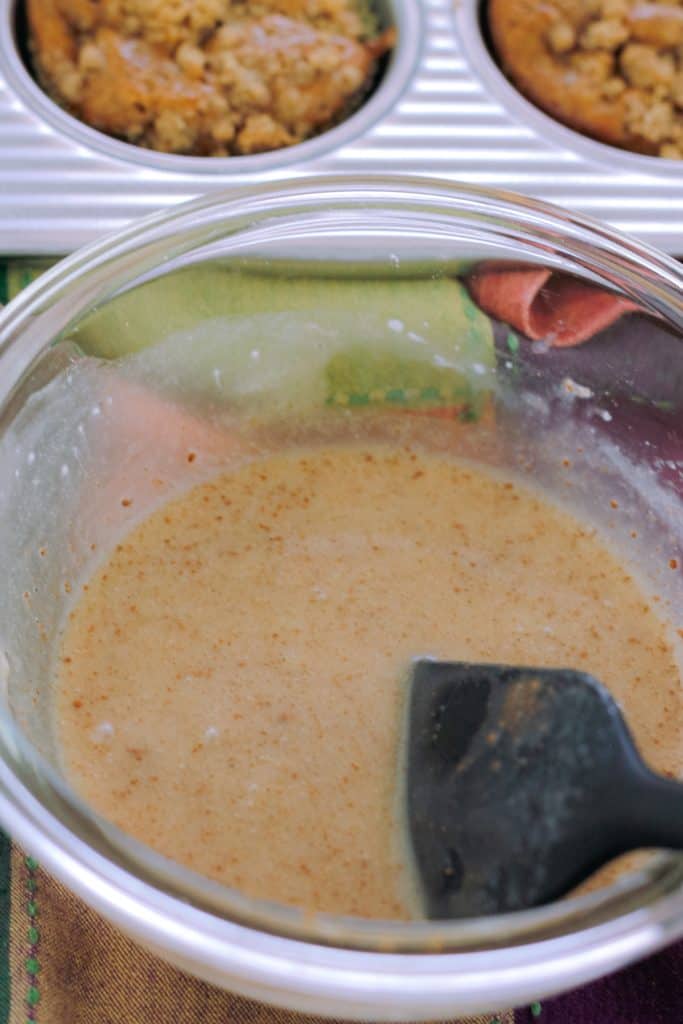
[0,0,682,255]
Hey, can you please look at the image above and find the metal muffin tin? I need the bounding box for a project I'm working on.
[0,0,682,255]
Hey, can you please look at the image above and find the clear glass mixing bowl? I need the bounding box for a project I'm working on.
[0,176,681,1019]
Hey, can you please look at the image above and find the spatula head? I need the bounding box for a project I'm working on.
[407,660,650,919]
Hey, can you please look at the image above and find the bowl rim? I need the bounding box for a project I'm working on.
[0,174,682,1017]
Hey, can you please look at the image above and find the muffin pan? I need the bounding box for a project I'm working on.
[0,0,682,255]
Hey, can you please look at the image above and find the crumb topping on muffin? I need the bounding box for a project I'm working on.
[490,0,682,158]
[27,0,394,156]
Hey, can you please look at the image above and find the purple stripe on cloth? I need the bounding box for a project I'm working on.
[515,939,683,1022]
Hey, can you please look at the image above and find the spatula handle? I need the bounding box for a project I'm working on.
[623,771,683,851]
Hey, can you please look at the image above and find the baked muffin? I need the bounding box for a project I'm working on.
[488,0,683,159]
[26,0,394,156]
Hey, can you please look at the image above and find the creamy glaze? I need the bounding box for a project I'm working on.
[57,444,682,918]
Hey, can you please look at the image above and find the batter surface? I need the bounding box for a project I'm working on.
[56,444,682,918]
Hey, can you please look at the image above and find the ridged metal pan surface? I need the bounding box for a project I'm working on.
[0,0,682,256]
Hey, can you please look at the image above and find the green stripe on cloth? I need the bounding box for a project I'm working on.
[7,262,53,302]
[0,257,54,1022]
[0,829,10,1024]
[0,260,31,1024]
[0,261,54,308]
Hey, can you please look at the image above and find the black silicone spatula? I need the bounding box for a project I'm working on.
[407,660,683,919]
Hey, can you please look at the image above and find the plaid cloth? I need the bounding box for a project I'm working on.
[0,260,681,1023]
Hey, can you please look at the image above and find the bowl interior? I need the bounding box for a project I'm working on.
[0,181,682,954]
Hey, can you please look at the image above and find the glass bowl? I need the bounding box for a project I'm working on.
[0,176,681,1019]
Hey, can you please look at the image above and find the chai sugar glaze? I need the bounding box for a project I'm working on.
[56,443,682,919]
